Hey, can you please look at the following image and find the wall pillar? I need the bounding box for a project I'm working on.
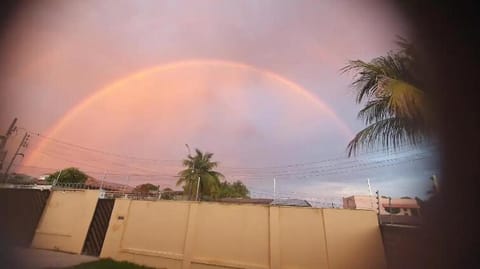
[269,206,281,269]
[182,202,199,269]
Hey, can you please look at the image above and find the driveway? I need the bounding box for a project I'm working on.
[9,247,98,269]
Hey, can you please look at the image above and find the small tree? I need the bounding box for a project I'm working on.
[177,149,224,200]
[133,183,159,194]
[46,167,88,184]
[218,180,250,199]
[160,187,175,200]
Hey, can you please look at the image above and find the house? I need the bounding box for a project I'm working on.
[37,174,134,193]
[343,195,421,225]
[343,195,420,216]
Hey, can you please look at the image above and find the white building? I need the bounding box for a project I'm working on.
[343,195,420,217]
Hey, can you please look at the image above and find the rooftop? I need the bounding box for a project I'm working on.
[219,198,312,207]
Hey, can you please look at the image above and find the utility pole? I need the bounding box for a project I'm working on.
[367,178,374,210]
[124,174,130,198]
[4,131,30,182]
[100,170,107,190]
[389,196,393,225]
[375,190,380,224]
[273,177,276,201]
[52,169,63,187]
[195,176,200,201]
[0,118,18,171]
[430,174,439,193]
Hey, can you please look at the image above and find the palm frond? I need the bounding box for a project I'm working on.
[347,117,425,157]
[343,39,429,156]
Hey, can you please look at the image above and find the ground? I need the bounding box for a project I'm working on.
[62,259,153,269]
[9,248,150,269]
[10,248,97,269]
[11,248,151,269]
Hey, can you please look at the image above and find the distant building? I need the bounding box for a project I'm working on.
[219,198,312,207]
[343,195,420,216]
[33,174,134,192]
[343,195,421,225]
[270,198,312,207]
[38,174,50,181]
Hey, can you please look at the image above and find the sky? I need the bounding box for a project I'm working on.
[0,0,439,204]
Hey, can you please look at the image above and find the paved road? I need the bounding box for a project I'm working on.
[10,247,98,269]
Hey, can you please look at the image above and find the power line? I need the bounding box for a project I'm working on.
[22,142,436,181]
[13,164,180,178]
[224,153,435,179]
[25,128,437,171]
[18,129,439,183]
[222,142,437,170]
[25,129,180,163]
[35,145,178,175]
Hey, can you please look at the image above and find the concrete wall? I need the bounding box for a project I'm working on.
[31,190,100,254]
[102,199,387,269]
[381,225,423,269]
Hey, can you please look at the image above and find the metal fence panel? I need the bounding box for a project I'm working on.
[0,188,50,246]
[82,199,115,256]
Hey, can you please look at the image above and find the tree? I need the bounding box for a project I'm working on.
[218,180,250,199]
[342,38,429,156]
[8,173,37,185]
[160,187,175,200]
[177,148,224,200]
[133,183,159,194]
[46,167,88,184]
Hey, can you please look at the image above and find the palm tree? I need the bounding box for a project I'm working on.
[342,38,429,156]
[177,148,224,200]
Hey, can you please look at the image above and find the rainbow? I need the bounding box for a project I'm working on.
[25,59,353,166]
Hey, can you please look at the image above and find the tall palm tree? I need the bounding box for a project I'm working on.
[342,38,429,156]
[177,149,224,200]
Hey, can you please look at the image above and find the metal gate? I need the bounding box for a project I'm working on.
[0,188,50,246]
[82,199,115,256]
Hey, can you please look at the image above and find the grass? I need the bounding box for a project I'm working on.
[62,259,154,269]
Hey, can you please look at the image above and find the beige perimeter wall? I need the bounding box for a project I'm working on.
[31,190,99,254]
[101,199,387,269]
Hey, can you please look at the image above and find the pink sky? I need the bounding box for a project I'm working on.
[0,1,436,201]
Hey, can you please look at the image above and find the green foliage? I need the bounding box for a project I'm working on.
[342,37,429,156]
[64,258,153,269]
[160,187,175,200]
[133,183,159,194]
[177,148,224,200]
[46,167,88,184]
[218,180,250,198]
